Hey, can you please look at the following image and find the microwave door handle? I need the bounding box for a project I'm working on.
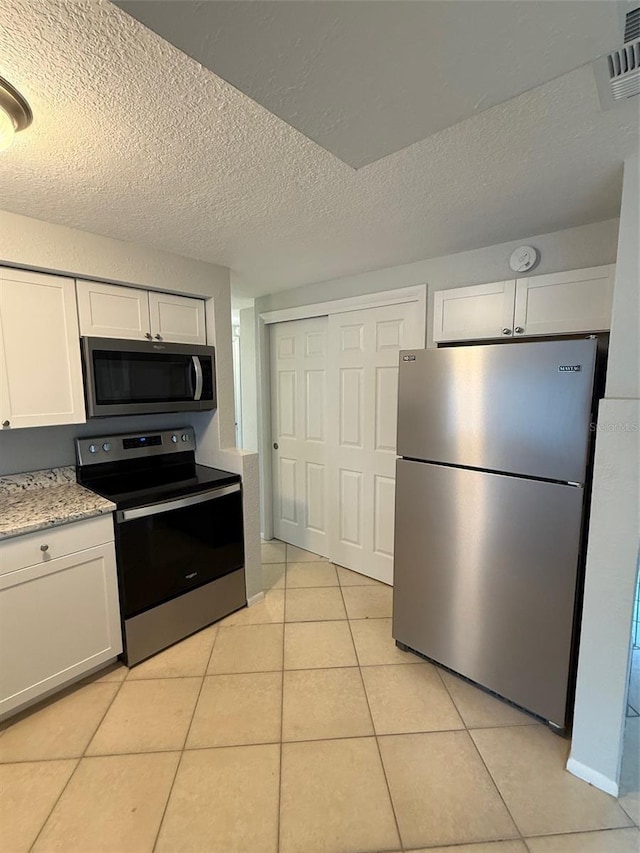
[192,356,203,401]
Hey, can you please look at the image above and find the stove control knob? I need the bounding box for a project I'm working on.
[88,444,98,454]
[171,434,178,444]
[181,433,190,442]
[102,442,111,452]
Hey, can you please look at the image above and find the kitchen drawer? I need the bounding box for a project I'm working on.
[0,515,114,576]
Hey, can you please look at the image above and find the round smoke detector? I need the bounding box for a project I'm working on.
[509,246,540,274]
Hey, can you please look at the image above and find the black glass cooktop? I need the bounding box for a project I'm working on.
[77,453,240,510]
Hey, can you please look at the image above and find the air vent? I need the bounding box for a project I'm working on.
[593,5,640,109]
[624,6,640,41]
[607,40,640,99]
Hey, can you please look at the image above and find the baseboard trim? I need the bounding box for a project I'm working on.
[566,757,619,797]
[247,591,265,607]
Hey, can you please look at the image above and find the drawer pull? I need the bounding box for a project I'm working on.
[40,544,49,552]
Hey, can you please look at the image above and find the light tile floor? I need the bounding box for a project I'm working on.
[0,540,638,853]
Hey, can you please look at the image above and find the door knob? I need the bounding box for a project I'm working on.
[502,328,512,336]
[144,332,152,339]
[40,544,49,552]
[514,326,524,334]
[273,442,279,450]
[2,420,9,427]
[154,334,162,340]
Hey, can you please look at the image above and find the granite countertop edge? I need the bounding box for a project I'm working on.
[0,468,116,541]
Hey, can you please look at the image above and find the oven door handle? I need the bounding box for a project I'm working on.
[116,483,240,522]
[192,356,203,401]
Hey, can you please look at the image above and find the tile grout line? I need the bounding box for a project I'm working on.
[434,663,529,846]
[27,674,128,852]
[151,627,221,852]
[336,573,406,853]
[275,545,292,853]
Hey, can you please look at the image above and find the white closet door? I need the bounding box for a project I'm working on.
[270,317,329,556]
[327,303,425,584]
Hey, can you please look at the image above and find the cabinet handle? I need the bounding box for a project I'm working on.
[502,328,512,336]
[144,332,152,340]
[514,326,524,334]
[40,544,49,552]
[154,334,162,340]
[1,420,9,427]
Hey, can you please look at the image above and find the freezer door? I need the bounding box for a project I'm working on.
[392,459,585,727]
[397,338,596,483]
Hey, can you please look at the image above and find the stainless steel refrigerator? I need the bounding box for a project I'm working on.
[393,337,601,731]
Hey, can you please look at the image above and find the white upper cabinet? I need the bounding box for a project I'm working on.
[513,265,615,337]
[432,265,615,343]
[148,291,206,344]
[0,268,86,429]
[76,280,152,341]
[433,280,516,343]
[77,280,206,344]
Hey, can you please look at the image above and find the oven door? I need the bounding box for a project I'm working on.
[82,337,216,417]
[115,483,244,617]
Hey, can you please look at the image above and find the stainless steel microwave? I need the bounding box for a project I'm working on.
[81,337,216,418]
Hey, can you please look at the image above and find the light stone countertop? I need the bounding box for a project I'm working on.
[0,467,115,540]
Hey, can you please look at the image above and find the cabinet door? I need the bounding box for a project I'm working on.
[0,542,122,718]
[433,280,516,342]
[149,291,206,344]
[513,265,615,337]
[0,268,86,429]
[76,280,151,340]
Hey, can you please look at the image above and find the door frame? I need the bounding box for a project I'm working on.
[257,285,427,540]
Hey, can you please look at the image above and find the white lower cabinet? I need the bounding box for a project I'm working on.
[0,516,122,719]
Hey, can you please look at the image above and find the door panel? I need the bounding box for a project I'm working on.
[149,291,206,344]
[393,459,584,727]
[76,280,151,340]
[270,317,329,555]
[433,280,516,342]
[514,265,614,337]
[328,303,425,583]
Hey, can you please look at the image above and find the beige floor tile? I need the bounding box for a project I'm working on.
[221,590,285,625]
[282,667,373,741]
[337,565,386,586]
[0,759,77,852]
[0,683,119,762]
[261,539,286,563]
[127,624,218,680]
[362,663,464,734]
[208,623,284,674]
[342,585,393,619]
[471,726,633,836]
[350,617,422,666]
[156,744,280,853]
[280,737,400,853]
[186,672,282,748]
[379,730,519,848]
[286,543,328,562]
[440,669,538,728]
[619,716,640,825]
[284,620,357,669]
[33,752,179,853]
[86,678,201,755]
[525,827,640,853]
[286,561,338,587]
[285,587,347,621]
[262,561,286,590]
[414,843,528,853]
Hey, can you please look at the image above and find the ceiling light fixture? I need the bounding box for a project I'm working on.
[0,76,32,152]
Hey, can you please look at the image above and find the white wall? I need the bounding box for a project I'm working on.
[0,209,261,600]
[569,151,640,795]
[255,219,620,348]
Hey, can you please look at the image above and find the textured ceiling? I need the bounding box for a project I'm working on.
[0,0,637,297]
[116,0,623,168]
